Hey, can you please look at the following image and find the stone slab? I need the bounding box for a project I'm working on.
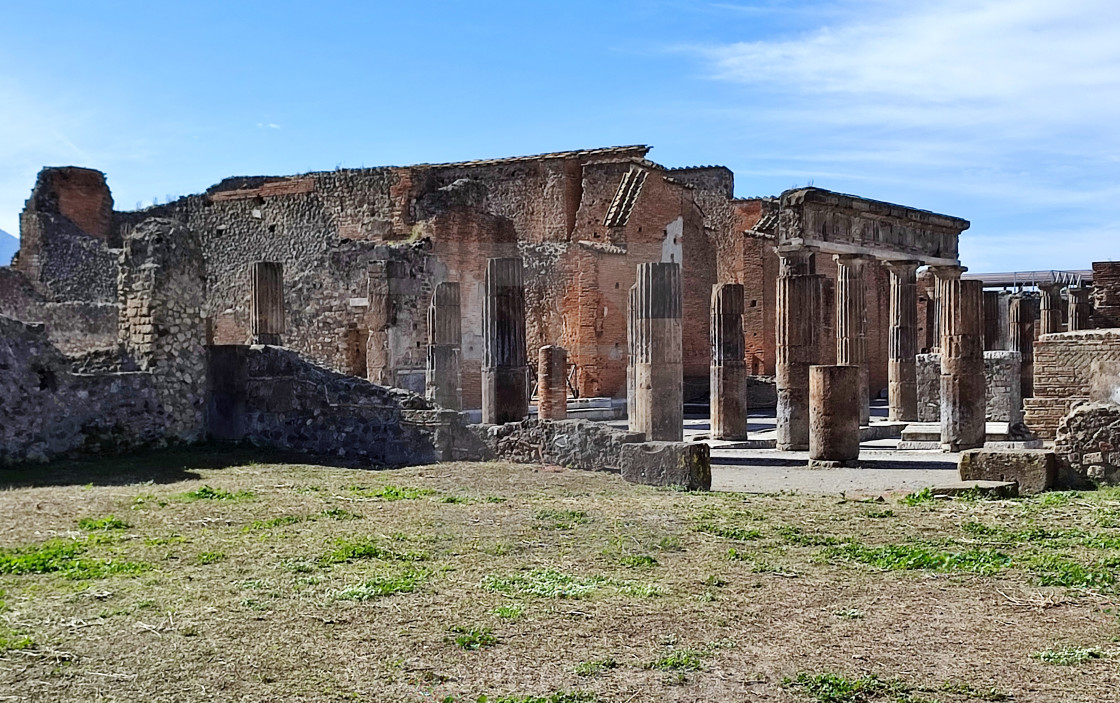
[958,448,1056,494]
[619,441,711,491]
[928,480,1019,499]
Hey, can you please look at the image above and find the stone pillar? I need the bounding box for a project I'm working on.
[1039,283,1063,335]
[834,254,872,426]
[538,345,567,420]
[482,258,528,424]
[1009,293,1036,399]
[809,365,861,467]
[426,281,461,411]
[1068,286,1092,331]
[775,247,822,450]
[983,290,1011,351]
[250,261,284,345]
[937,273,986,452]
[710,283,747,440]
[885,260,921,423]
[627,283,636,427]
[630,262,683,442]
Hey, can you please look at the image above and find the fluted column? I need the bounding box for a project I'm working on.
[775,247,822,450]
[627,283,637,427]
[710,283,747,440]
[834,254,872,426]
[630,262,683,441]
[1068,286,1092,331]
[538,345,568,420]
[482,258,528,424]
[982,290,1010,351]
[426,281,461,410]
[250,261,284,345]
[1039,283,1063,335]
[885,260,920,422]
[1009,293,1037,398]
[936,270,985,451]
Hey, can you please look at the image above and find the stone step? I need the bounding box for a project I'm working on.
[925,480,1019,499]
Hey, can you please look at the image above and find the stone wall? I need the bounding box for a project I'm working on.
[1024,329,1120,439]
[471,418,644,470]
[916,351,1023,423]
[1092,262,1120,329]
[1053,402,1120,486]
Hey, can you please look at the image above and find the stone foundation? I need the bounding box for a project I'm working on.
[1053,402,1120,487]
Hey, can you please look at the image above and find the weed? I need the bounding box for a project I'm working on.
[826,542,1012,575]
[694,523,762,541]
[485,496,507,503]
[197,552,225,565]
[619,554,658,568]
[1038,492,1079,506]
[144,535,187,546]
[0,540,150,579]
[1029,554,1118,590]
[333,568,427,600]
[899,488,934,506]
[243,514,304,532]
[936,682,1009,700]
[492,604,523,620]
[77,515,130,531]
[644,649,704,672]
[180,485,253,501]
[483,569,605,599]
[656,535,683,552]
[833,609,864,620]
[864,510,894,519]
[778,526,845,546]
[321,538,427,564]
[534,509,589,530]
[574,658,617,676]
[319,507,361,520]
[617,582,663,597]
[476,693,595,703]
[447,625,497,650]
[704,574,727,587]
[782,672,892,702]
[1032,646,1105,665]
[347,485,435,501]
[440,495,470,504]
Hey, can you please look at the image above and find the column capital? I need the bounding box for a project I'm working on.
[928,264,966,280]
[882,259,923,276]
[775,244,818,276]
[832,253,875,267]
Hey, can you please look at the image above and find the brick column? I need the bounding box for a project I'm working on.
[1009,293,1037,398]
[630,262,683,441]
[249,261,284,345]
[1068,286,1092,331]
[710,283,747,440]
[1039,283,1063,335]
[937,272,985,451]
[775,247,822,450]
[809,365,861,467]
[482,258,528,424]
[426,281,461,411]
[834,254,872,426]
[537,345,567,420]
[885,260,921,423]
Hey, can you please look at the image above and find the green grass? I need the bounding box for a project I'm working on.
[332,568,427,600]
[778,526,846,546]
[243,514,305,531]
[347,484,435,501]
[644,649,704,672]
[477,693,596,703]
[179,485,253,501]
[693,523,762,541]
[899,488,935,506]
[619,554,658,568]
[492,604,524,620]
[1028,554,1118,590]
[197,551,225,565]
[1032,646,1105,665]
[782,672,892,702]
[574,658,617,676]
[482,569,605,599]
[448,625,497,650]
[77,515,130,531]
[534,509,589,530]
[825,542,1012,575]
[0,539,150,579]
[320,537,428,564]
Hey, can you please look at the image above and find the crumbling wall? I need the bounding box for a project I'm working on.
[1053,402,1120,486]
[916,351,1022,423]
[472,418,644,470]
[1024,329,1120,439]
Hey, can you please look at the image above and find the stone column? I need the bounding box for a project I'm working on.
[775,247,822,450]
[1068,286,1092,331]
[809,365,861,467]
[538,345,567,420]
[1008,293,1036,399]
[937,272,986,452]
[834,254,872,426]
[710,283,747,440]
[630,262,683,442]
[426,281,461,411]
[482,257,528,424]
[627,283,637,428]
[249,261,284,345]
[983,290,1010,351]
[885,260,921,423]
[1039,283,1063,335]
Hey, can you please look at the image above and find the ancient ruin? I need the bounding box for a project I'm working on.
[2,147,1120,494]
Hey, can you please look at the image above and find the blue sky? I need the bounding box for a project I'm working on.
[1,0,1117,271]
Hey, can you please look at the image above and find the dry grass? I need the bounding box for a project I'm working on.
[1,448,1119,702]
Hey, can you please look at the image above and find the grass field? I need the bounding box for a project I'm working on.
[1,448,1119,702]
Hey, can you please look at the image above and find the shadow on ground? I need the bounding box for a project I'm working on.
[711,456,958,470]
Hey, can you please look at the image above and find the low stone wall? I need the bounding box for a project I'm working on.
[0,315,175,465]
[1024,330,1120,439]
[470,418,644,470]
[747,375,778,409]
[916,351,1022,423]
[207,345,476,466]
[1053,402,1120,487]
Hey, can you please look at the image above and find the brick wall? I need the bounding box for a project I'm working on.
[1092,261,1120,329]
[1023,329,1120,439]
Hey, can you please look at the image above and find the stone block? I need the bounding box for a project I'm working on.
[957,449,1057,494]
[929,481,1019,499]
[619,441,711,491]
